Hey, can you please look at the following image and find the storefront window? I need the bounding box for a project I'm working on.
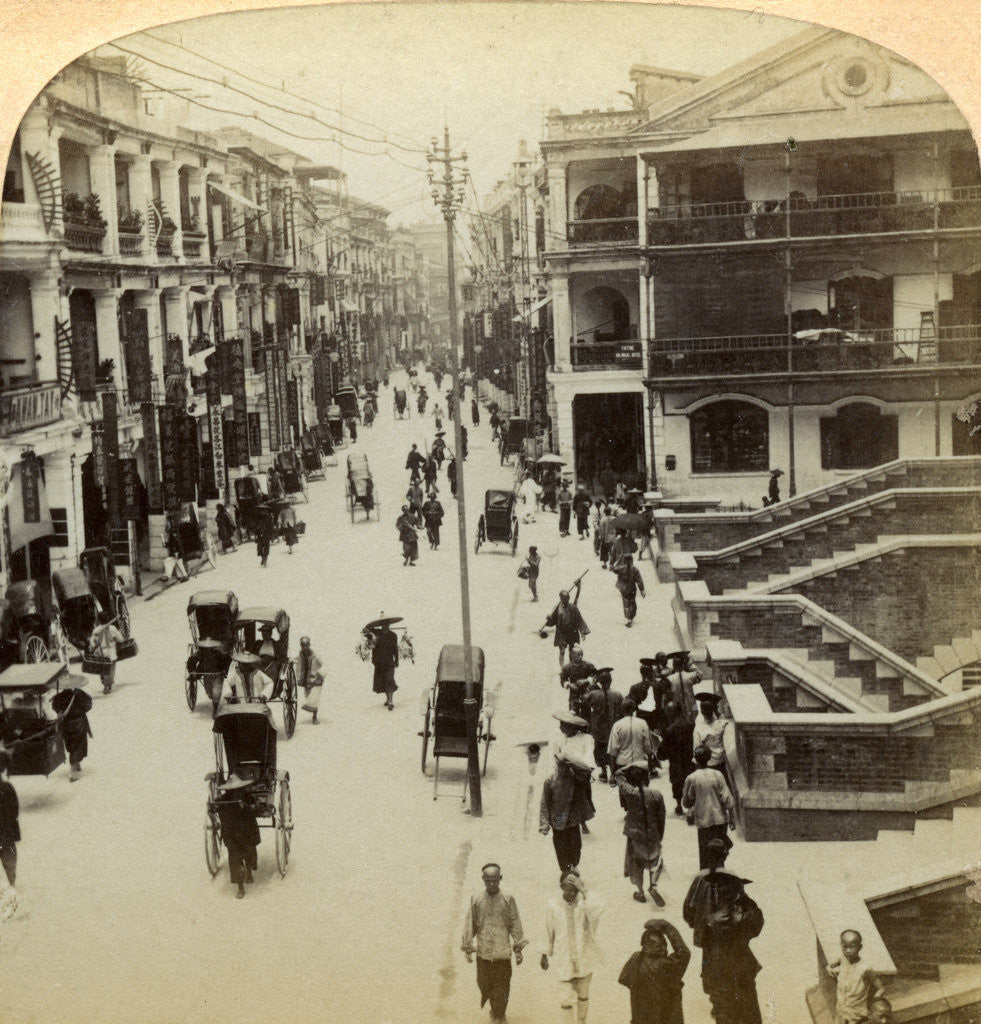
[820,402,898,468]
[690,400,769,473]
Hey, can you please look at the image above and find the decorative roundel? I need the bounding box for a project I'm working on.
[833,54,884,99]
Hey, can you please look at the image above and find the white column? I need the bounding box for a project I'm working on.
[89,143,118,256]
[130,153,154,259]
[17,104,55,209]
[93,289,123,385]
[551,273,571,370]
[158,163,182,258]
[163,287,190,346]
[131,290,163,393]
[27,267,61,384]
[216,287,238,338]
[546,164,567,251]
[637,155,649,248]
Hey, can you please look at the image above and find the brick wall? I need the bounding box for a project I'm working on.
[723,661,840,713]
[870,880,981,979]
[790,547,981,664]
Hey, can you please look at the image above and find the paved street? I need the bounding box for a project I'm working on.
[0,367,929,1024]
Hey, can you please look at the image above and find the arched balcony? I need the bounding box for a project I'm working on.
[571,283,640,369]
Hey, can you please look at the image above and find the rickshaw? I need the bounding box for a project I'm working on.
[204,704,293,878]
[299,430,326,480]
[474,490,519,556]
[419,644,494,798]
[0,662,67,776]
[231,607,298,739]
[393,388,409,419]
[346,452,379,522]
[79,547,131,639]
[326,404,344,446]
[274,450,309,503]
[52,568,137,670]
[185,590,239,715]
[233,475,267,539]
[499,417,528,465]
[335,385,361,423]
[312,422,338,466]
[4,581,54,663]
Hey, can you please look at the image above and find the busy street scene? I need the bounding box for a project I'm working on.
[0,4,979,1024]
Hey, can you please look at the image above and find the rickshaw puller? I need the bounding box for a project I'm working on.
[222,652,274,704]
[215,774,260,899]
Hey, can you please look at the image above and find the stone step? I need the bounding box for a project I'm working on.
[916,655,944,680]
[950,635,980,666]
[931,644,963,675]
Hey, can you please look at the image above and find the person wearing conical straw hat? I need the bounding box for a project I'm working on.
[215,775,260,899]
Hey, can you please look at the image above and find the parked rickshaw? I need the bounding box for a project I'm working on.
[499,417,528,465]
[0,662,66,776]
[204,704,293,878]
[346,452,379,522]
[419,644,493,798]
[393,388,409,419]
[300,431,326,480]
[274,450,308,503]
[52,568,137,669]
[312,422,338,465]
[326,404,344,445]
[3,581,54,664]
[185,590,239,715]
[231,607,298,739]
[335,385,361,423]
[79,547,131,639]
[233,476,267,539]
[474,490,519,556]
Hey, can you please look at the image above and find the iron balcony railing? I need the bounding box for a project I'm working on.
[567,217,639,245]
[648,325,981,378]
[77,385,142,424]
[647,186,981,246]
[571,330,642,370]
[0,380,63,437]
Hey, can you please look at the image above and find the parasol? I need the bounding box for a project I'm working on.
[612,512,647,531]
[536,454,566,466]
[364,616,404,631]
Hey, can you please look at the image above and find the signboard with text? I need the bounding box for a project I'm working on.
[158,405,181,512]
[231,338,250,467]
[141,403,162,514]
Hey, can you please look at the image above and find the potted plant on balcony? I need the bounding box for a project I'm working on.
[96,358,115,385]
[62,192,108,251]
[117,208,143,234]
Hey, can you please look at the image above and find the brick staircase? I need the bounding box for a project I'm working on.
[655,456,981,555]
[916,628,981,685]
[668,488,980,595]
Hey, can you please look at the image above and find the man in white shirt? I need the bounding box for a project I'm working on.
[692,691,729,784]
[221,652,275,704]
[607,699,655,774]
[540,868,604,1024]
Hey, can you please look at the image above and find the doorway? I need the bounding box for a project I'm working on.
[572,392,646,492]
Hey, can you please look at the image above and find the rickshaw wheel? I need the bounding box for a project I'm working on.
[474,515,484,554]
[23,635,50,663]
[116,594,131,638]
[420,703,431,772]
[185,673,198,711]
[275,780,292,876]
[282,663,298,738]
[205,809,222,877]
[482,718,493,776]
[511,519,519,556]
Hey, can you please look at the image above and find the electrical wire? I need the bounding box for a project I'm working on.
[106,41,429,156]
[140,28,423,149]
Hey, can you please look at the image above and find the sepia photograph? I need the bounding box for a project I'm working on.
[0,1,978,1022]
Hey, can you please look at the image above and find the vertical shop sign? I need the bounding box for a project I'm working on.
[158,405,181,512]
[124,308,152,403]
[210,404,226,499]
[287,378,300,445]
[141,403,162,513]
[118,457,141,519]
[20,452,40,523]
[230,337,250,467]
[177,413,199,503]
[73,321,98,402]
[248,412,262,457]
[102,390,120,524]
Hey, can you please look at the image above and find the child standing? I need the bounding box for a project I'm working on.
[826,930,885,1024]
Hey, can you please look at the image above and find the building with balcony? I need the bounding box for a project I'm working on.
[538,29,981,503]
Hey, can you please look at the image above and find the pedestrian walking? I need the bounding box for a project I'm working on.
[215,775,260,899]
[762,468,783,507]
[278,505,298,554]
[681,746,736,870]
[826,930,885,1024]
[52,679,93,782]
[636,508,656,563]
[540,868,604,1024]
[583,669,623,783]
[560,646,597,716]
[471,397,480,426]
[0,753,20,889]
[405,443,427,483]
[558,482,573,536]
[541,586,590,667]
[518,545,541,601]
[691,693,728,781]
[396,505,420,566]
[542,467,558,512]
[613,554,646,627]
[658,702,694,817]
[161,517,190,583]
[371,621,399,710]
[618,919,690,1024]
[489,408,501,440]
[610,528,638,569]
[615,766,666,906]
[518,471,542,523]
[682,842,764,1024]
[460,424,469,460]
[607,699,656,776]
[552,710,595,772]
[540,754,595,871]
[447,455,458,499]
[461,863,528,1022]
[267,467,284,501]
[215,503,237,552]
[254,504,274,569]
[423,454,439,492]
[422,492,444,550]
[296,636,324,724]
[89,619,125,693]
[573,485,592,539]
[346,415,358,442]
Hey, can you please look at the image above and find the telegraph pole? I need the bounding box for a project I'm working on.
[428,126,481,816]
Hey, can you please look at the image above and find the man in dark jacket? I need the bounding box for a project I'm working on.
[0,753,19,885]
[422,492,444,550]
[618,919,691,1024]
[542,589,590,667]
[539,755,595,871]
[405,444,427,483]
[371,622,400,710]
[583,669,623,783]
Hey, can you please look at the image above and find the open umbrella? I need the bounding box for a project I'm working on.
[536,453,566,466]
[364,616,404,631]
[612,512,647,531]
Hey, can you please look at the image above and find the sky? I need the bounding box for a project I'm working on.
[104,3,809,226]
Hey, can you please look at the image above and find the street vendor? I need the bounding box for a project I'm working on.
[89,620,126,694]
[296,636,324,724]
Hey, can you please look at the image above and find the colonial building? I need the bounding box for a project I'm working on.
[539,27,981,502]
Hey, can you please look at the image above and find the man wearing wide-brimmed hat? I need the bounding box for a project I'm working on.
[681,747,735,871]
[540,745,595,872]
[215,774,260,899]
[221,651,274,705]
[582,668,623,784]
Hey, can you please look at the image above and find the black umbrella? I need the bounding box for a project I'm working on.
[364,616,404,631]
[51,686,93,713]
[612,512,647,531]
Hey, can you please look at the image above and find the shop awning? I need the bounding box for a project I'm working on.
[340,300,359,314]
[7,463,54,553]
[528,295,552,316]
[208,181,267,212]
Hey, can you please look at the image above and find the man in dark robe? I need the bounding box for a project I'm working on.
[618,919,691,1024]
[542,588,590,667]
[215,776,261,899]
[371,622,400,710]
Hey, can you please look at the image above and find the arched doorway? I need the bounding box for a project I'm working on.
[820,402,898,468]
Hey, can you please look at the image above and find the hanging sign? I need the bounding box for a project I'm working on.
[102,390,120,524]
[210,402,227,499]
[124,308,152,403]
[230,337,250,467]
[91,426,105,489]
[287,378,300,442]
[20,453,41,523]
[158,405,181,512]
[118,457,141,519]
[177,413,199,502]
[141,403,162,514]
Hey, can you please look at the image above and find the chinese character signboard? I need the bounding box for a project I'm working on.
[231,338,250,467]
[210,402,226,500]
[248,412,262,457]
[287,378,300,443]
[141,403,162,514]
[177,414,199,503]
[20,453,40,523]
[102,390,120,524]
[158,405,181,512]
[124,308,152,403]
[118,457,141,519]
[72,321,98,402]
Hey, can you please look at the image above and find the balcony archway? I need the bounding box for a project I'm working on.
[574,183,623,221]
[690,399,769,473]
[820,401,898,468]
